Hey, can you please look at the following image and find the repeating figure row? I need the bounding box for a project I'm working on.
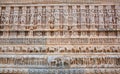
[0,55,119,67]
[0,5,119,25]
[0,45,120,53]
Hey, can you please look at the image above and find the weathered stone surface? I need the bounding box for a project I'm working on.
[0,0,120,74]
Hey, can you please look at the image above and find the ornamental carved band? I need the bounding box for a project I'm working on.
[0,0,120,74]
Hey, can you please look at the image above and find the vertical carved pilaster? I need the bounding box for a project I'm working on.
[99,5,104,35]
[64,5,68,26]
[26,6,31,25]
[46,6,51,29]
[64,5,69,37]
[116,5,120,24]
[54,6,59,28]
[14,7,19,25]
[107,5,111,27]
[1,7,6,24]
[59,6,63,26]
[115,5,120,36]
[111,5,116,36]
[76,5,81,29]
[72,5,77,30]
[81,5,86,30]
[59,6,64,37]
[41,6,46,27]
[38,6,42,25]
[104,5,109,27]
[68,5,73,25]
[4,6,10,37]
[28,6,34,36]
[21,6,26,25]
[110,5,114,25]
[5,6,10,25]
[72,5,78,36]
[30,6,34,25]
[85,5,90,29]
[9,7,14,24]
[95,5,100,31]
[18,7,22,25]
[90,5,95,28]
[54,6,59,37]
[45,6,49,37]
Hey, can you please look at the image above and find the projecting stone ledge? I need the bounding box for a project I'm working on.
[0,68,119,74]
[0,0,119,4]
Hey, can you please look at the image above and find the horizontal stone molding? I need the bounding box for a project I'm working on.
[0,68,119,74]
[0,0,119,4]
[0,38,120,45]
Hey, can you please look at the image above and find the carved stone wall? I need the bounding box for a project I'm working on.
[0,0,120,74]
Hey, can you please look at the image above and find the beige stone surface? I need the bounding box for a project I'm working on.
[0,0,120,74]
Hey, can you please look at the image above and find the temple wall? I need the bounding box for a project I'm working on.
[0,0,120,74]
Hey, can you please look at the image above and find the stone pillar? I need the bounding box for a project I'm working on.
[45,6,50,37]
[90,5,95,28]
[4,6,10,37]
[5,6,10,25]
[41,6,46,28]
[46,6,51,29]
[14,7,19,25]
[64,5,68,26]
[54,6,60,37]
[107,5,111,27]
[29,6,34,36]
[105,5,109,27]
[38,6,42,25]
[116,5,120,36]
[54,6,59,28]
[37,6,42,35]
[18,7,22,25]
[1,7,6,25]
[76,5,81,30]
[81,5,86,29]
[99,5,104,35]
[30,6,34,25]
[21,6,26,25]
[72,5,77,30]
[63,5,68,37]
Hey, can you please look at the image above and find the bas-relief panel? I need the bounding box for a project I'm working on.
[0,0,120,74]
